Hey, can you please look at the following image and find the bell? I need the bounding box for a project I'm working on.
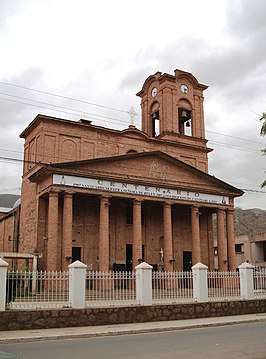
[185,121,191,127]
[152,112,159,120]
[181,110,188,121]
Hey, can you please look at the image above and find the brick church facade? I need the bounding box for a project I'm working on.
[1,69,243,272]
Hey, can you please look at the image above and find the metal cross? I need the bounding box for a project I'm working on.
[127,106,137,126]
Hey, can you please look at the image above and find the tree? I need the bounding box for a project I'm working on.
[260,112,266,187]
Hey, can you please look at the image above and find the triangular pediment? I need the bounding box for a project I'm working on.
[41,151,242,197]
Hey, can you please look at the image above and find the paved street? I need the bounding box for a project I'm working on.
[0,321,266,359]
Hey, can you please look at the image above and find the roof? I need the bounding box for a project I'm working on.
[0,207,12,213]
[29,150,244,197]
[136,69,208,97]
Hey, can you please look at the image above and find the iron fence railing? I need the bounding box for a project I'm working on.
[5,267,266,310]
[254,268,266,298]
[85,271,138,307]
[152,271,193,303]
[208,271,241,301]
[6,270,69,309]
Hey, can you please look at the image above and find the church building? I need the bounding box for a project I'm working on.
[3,69,244,272]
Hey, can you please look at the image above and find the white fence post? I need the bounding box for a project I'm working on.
[238,262,254,300]
[0,258,9,311]
[135,262,153,305]
[68,260,87,308]
[192,262,208,302]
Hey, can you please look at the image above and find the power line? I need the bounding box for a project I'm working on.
[206,130,265,146]
[0,87,264,164]
[0,135,262,163]
[0,88,264,147]
[208,141,260,154]
[0,128,263,159]
[0,80,140,116]
[1,155,266,194]
[241,188,266,194]
[0,108,261,155]
[0,156,23,164]
[0,83,264,146]
[0,96,137,127]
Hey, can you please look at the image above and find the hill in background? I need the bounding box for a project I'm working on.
[234,207,266,236]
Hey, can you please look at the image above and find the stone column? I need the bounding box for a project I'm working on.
[191,206,201,265]
[163,202,173,271]
[99,196,109,271]
[62,191,73,271]
[217,208,227,271]
[227,209,236,271]
[47,190,59,271]
[133,199,142,270]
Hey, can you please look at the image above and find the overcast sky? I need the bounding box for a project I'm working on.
[0,0,265,210]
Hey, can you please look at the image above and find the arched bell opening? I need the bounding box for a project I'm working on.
[150,101,160,138]
[178,108,192,136]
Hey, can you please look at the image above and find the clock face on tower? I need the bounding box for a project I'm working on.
[180,84,189,94]
[151,87,157,97]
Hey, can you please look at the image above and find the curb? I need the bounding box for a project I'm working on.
[1,315,266,344]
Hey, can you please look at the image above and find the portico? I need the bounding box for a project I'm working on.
[31,151,241,272]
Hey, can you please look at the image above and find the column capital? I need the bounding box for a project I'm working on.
[191,205,200,215]
[100,196,110,203]
[163,201,172,207]
[133,198,143,204]
[216,207,225,213]
[63,190,75,197]
[48,188,61,196]
[226,208,235,214]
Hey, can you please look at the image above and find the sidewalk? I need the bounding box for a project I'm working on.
[1,313,266,344]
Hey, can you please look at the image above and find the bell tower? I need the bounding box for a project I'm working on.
[136,69,208,140]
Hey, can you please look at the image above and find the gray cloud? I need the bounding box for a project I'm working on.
[226,0,266,39]
[119,66,152,92]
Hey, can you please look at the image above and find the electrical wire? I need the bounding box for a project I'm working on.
[0,88,264,149]
[208,141,260,154]
[0,80,140,115]
[206,130,265,146]
[0,96,139,127]
[0,81,265,195]
[0,94,262,157]
[0,133,260,160]
[0,155,266,194]
[0,85,264,145]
